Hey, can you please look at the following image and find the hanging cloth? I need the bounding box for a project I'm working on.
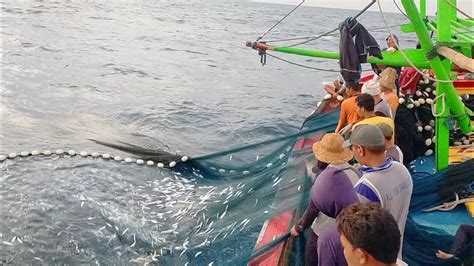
[339,17,383,87]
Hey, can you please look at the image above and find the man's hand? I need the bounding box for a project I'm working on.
[435,250,454,260]
[290,225,300,237]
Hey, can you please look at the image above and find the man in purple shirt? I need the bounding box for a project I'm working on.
[290,133,359,265]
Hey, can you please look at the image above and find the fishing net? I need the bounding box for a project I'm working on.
[89,105,339,265]
[92,103,473,265]
[405,158,474,266]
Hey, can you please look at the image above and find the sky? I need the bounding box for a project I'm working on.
[253,0,473,16]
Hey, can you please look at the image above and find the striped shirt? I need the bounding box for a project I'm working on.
[355,158,413,257]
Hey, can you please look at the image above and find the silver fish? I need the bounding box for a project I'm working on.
[272,178,282,187]
[219,205,229,220]
[130,234,136,247]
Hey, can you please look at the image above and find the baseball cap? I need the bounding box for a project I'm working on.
[376,123,394,139]
[343,124,385,148]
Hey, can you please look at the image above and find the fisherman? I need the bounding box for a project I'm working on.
[290,133,359,266]
[361,80,393,119]
[335,82,361,134]
[436,224,474,264]
[384,34,402,85]
[376,123,403,163]
[336,202,408,266]
[352,94,395,144]
[379,68,399,116]
[344,125,413,258]
[323,76,345,98]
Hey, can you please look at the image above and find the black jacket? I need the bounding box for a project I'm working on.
[339,17,382,86]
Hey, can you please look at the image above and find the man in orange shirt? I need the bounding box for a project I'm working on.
[335,82,360,133]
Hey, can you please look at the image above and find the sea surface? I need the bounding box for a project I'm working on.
[1,0,414,264]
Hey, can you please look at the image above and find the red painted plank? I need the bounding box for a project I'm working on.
[249,210,295,266]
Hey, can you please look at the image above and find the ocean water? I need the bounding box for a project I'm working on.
[1,0,414,264]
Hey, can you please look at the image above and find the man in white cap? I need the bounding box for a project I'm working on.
[343,124,413,258]
[361,80,393,119]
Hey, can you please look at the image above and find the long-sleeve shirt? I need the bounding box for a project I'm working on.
[297,165,359,230]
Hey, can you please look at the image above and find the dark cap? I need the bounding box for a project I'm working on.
[343,124,385,148]
[376,123,394,139]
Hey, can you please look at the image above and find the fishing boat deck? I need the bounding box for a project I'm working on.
[448,120,474,164]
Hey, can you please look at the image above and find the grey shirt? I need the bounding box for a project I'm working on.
[355,159,413,258]
[387,145,404,163]
[375,98,393,119]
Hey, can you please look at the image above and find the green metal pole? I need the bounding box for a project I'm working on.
[436,0,453,170]
[429,20,474,42]
[457,18,474,27]
[401,0,472,170]
[273,47,339,60]
[419,0,426,18]
[270,47,431,68]
[450,0,457,22]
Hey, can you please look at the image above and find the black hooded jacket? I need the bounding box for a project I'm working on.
[339,17,383,86]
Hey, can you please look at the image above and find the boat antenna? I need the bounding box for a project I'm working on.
[256,0,305,42]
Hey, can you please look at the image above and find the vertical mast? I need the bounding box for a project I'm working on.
[401,0,472,170]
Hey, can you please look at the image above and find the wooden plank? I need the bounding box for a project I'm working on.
[249,210,295,266]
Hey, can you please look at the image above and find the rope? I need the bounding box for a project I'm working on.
[431,93,447,117]
[256,0,306,42]
[375,0,453,83]
[247,232,291,261]
[266,53,340,72]
[262,24,402,43]
[0,149,189,168]
[423,193,474,212]
[392,0,409,19]
[281,0,376,48]
[444,0,474,20]
[194,110,339,160]
[281,28,339,48]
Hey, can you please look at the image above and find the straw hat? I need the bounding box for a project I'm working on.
[380,67,398,79]
[313,133,353,164]
[380,68,398,91]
